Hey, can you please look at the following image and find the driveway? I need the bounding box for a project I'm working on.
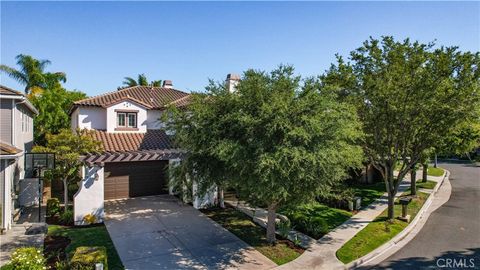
[377,162,480,269]
[104,195,276,270]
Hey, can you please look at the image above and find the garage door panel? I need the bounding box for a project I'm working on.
[104,161,168,200]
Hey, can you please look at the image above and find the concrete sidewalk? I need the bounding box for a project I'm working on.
[274,171,445,270]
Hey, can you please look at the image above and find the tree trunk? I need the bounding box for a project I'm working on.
[266,203,277,244]
[422,163,428,183]
[63,178,68,212]
[386,166,395,221]
[434,153,438,168]
[410,166,417,196]
[218,186,225,208]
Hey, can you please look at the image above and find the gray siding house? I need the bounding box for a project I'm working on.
[0,85,37,232]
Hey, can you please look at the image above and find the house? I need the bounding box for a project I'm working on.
[0,85,38,232]
[70,77,240,225]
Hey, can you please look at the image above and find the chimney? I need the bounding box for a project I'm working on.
[163,80,173,88]
[226,73,240,92]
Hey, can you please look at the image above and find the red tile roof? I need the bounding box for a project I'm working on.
[73,86,190,110]
[88,130,175,152]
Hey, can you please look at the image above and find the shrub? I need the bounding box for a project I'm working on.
[277,219,292,239]
[316,186,355,210]
[59,210,73,225]
[70,246,108,270]
[47,198,61,217]
[83,214,97,225]
[10,247,46,270]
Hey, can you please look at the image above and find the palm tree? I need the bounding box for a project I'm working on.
[0,54,66,94]
[122,74,162,87]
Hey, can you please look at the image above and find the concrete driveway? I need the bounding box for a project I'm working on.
[104,195,276,270]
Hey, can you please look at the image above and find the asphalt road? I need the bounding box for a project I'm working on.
[375,162,480,270]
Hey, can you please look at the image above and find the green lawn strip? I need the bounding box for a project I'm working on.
[48,224,124,269]
[336,192,429,264]
[200,207,302,265]
[427,167,445,177]
[416,180,437,190]
[351,182,386,207]
[280,202,352,239]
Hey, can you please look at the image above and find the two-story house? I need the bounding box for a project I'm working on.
[0,85,38,232]
[70,81,194,224]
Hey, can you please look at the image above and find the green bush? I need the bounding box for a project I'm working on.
[277,220,292,239]
[47,198,60,217]
[59,209,73,225]
[9,247,46,270]
[316,187,355,210]
[70,246,108,270]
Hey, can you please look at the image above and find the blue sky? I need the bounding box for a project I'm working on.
[1,1,479,96]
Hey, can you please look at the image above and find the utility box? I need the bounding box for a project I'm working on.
[354,197,362,210]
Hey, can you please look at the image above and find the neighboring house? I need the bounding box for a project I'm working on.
[0,85,38,232]
[71,77,239,225]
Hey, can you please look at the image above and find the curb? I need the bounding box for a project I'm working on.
[345,170,450,269]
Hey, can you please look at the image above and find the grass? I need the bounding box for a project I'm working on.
[416,180,437,190]
[428,167,445,177]
[48,225,124,270]
[336,191,429,264]
[280,202,352,239]
[201,207,302,265]
[351,182,386,207]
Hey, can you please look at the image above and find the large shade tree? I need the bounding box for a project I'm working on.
[322,37,480,220]
[167,66,363,243]
[33,129,102,211]
[0,54,66,95]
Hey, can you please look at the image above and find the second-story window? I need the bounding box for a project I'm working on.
[117,112,137,128]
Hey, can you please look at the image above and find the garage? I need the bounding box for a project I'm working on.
[104,160,168,200]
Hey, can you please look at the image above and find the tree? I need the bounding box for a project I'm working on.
[33,129,102,211]
[0,54,66,94]
[323,37,480,220]
[167,65,363,243]
[30,87,87,145]
[122,74,162,87]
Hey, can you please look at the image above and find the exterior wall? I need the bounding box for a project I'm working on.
[0,99,13,144]
[106,101,147,133]
[18,178,39,207]
[15,103,34,182]
[146,110,164,130]
[71,108,79,130]
[78,107,106,130]
[74,165,104,225]
[1,160,13,230]
[192,181,218,209]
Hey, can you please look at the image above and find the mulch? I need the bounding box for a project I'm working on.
[44,235,71,269]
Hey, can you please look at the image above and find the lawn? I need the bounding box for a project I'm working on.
[428,167,445,177]
[48,225,124,269]
[336,191,429,264]
[351,182,386,208]
[201,207,303,265]
[416,180,437,190]
[280,202,353,239]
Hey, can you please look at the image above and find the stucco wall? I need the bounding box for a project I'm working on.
[192,181,218,209]
[106,101,147,133]
[78,107,106,130]
[146,110,164,130]
[74,165,104,225]
[1,160,13,230]
[18,178,39,207]
[71,108,79,131]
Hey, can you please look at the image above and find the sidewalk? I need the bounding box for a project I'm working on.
[227,170,445,270]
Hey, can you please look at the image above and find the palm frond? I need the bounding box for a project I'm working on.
[123,77,138,87]
[0,64,28,85]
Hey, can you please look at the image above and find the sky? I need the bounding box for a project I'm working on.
[1,1,479,96]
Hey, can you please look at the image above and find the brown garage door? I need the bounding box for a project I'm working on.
[104,161,168,200]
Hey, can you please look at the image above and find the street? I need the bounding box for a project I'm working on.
[376,162,480,269]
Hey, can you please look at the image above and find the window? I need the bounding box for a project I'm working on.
[127,113,137,128]
[117,113,126,127]
[117,112,137,128]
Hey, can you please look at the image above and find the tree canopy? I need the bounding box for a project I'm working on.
[322,36,480,219]
[167,65,363,243]
[0,54,66,95]
[122,74,162,88]
[33,129,102,211]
